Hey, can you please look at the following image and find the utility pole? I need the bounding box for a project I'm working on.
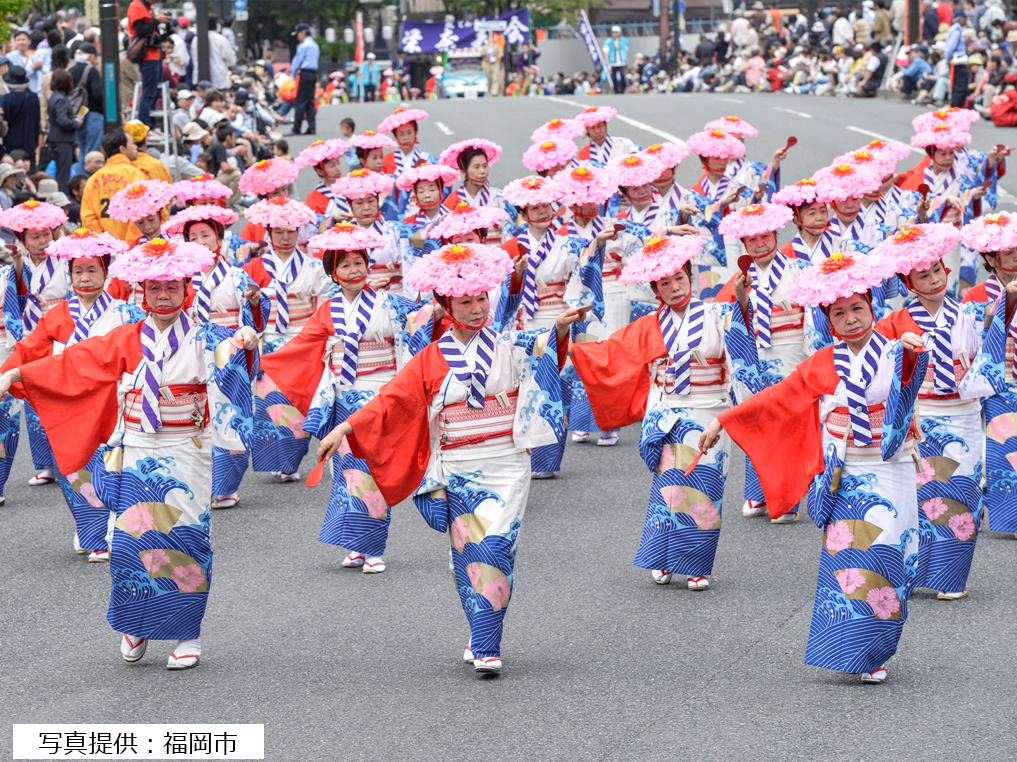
[196,0,211,83]
[99,0,122,130]
[907,0,920,44]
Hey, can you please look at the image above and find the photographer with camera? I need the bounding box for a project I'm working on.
[127,0,170,126]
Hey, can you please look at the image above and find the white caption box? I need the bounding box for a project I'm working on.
[12,724,264,759]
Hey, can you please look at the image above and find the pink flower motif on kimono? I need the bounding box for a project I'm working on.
[67,471,79,484]
[345,469,365,490]
[660,485,686,510]
[123,505,156,535]
[656,447,676,473]
[171,563,206,594]
[825,521,854,554]
[466,562,482,588]
[142,548,170,574]
[866,586,901,620]
[450,516,470,551]
[255,374,277,397]
[923,497,949,520]
[949,512,975,541]
[361,489,388,520]
[988,414,1017,442]
[481,576,511,611]
[267,406,306,437]
[689,501,720,530]
[836,568,866,595]
[915,458,936,486]
[80,482,103,508]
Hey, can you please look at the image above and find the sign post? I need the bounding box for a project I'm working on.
[99,0,121,130]
[356,11,365,63]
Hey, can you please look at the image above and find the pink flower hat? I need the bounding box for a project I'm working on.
[961,212,1017,253]
[239,158,300,197]
[377,107,430,134]
[502,175,564,207]
[641,141,690,169]
[619,235,704,285]
[427,202,508,241]
[348,130,399,151]
[772,177,850,207]
[530,118,584,143]
[812,163,882,199]
[439,138,502,171]
[556,165,619,207]
[522,139,578,174]
[161,204,238,238]
[331,168,395,200]
[574,105,618,129]
[308,222,386,254]
[685,129,746,160]
[408,242,513,297]
[718,203,793,238]
[173,174,232,205]
[395,163,460,193]
[609,153,665,188]
[295,139,347,169]
[703,115,759,138]
[108,237,216,282]
[0,199,68,232]
[787,250,898,307]
[245,197,317,231]
[46,228,128,261]
[108,179,175,223]
[872,223,963,275]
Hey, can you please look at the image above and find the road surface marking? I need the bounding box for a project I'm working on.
[435,121,454,135]
[543,96,686,146]
[845,125,921,154]
[772,106,812,119]
[720,97,744,104]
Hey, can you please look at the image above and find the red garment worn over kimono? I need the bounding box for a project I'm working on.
[1,302,76,397]
[875,309,923,340]
[304,188,331,215]
[961,281,990,303]
[344,332,569,507]
[570,314,669,432]
[895,156,930,191]
[240,221,267,243]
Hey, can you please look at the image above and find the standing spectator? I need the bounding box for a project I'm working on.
[945,9,969,107]
[6,30,46,95]
[360,52,379,102]
[127,0,170,127]
[923,0,940,41]
[46,69,83,193]
[891,0,907,31]
[831,9,855,46]
[482,37,503,96]
[872,0,894,43]
[220,18,237,52]
[288,23,319,137]
[750,1,768,29]
[516,43,540,94]
[69,43,104,177]
[603,26,629,94]
[731,10,755,51]
[165,19,191,84]
[0,67,41,173]
[696,35,716,66]
[190,16,236,91]
[178,17,195,87]
[768,2,784,33]
[39,45,69,137]
[852,6,872,45]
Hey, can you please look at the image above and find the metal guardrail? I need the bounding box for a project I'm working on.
[538,19,718,40]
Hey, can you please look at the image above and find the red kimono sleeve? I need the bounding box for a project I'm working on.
[107,277,134,301]
[304,189,329,215]
[962,282,988,304]
[242,258,272,289]
[875,309,921,341]
[3,302,73,373]
[19,322,144,475]
[240,222,266,243]
[570,315,668,431]
[258,300,334,414]
[896,156,930,191]
[717,348,838,519]
[346,343,450,506]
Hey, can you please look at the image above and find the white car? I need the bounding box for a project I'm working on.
[440,53,487,98]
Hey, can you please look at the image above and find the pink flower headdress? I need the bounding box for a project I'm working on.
[619,235,704,285]
[427,202,508,240]
[718,203,793,238]
[377,107,430,134]
[108,237,216,283]
[331,168,395,200]
[348,130,399,151]
[173,174,232,205]
[395,163,460,192]
[787,251,898,307]
[0,199,68,232]
[609,153,665,188]
[574,105,618,129]
[108,179,174,223]
[872,223,963,274]
[703,115,759,138]
[439,138,502,171]
[685,130,746,160]
[408,242,513,297]
[46,228,129,261]
[812,163,882,199]
[910,126,971,150]
[641,141,690,169]
[556,165,619,207]
[161,204,239,237]
[295,138,347,169]
[831,148,896,178]
[245,197,317,231]
[961,212,1017,253]
[772,178,850,207]
[530,118,584,143]
[522,139,578,173]
[308,222,386,254]
[502,175,564,207]
[238,158,300,197]
[912,107,981,133]
[856,139,913,165]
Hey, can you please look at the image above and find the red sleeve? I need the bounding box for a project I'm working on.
[717,348,838,518]
[2,304,74,389]
[962,282,988,303]
[19,322,144,474]
[240,222,266,243]
[304,189,329,215]
[874,309,921,340]
[577,144,591,161]
[713,273,739,303]
[382,152,397,175]
[570,315,668,431]
[896,156,930,190]
[346,343,450,506]
[555,224,568,236]
[258,300,333,414]
[107,278,133,301]
[242,258,272,289]
[444,190,461,208]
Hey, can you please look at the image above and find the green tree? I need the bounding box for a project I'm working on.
[1,0,34,40]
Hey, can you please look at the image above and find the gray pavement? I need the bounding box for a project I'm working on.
[4,93,1017,761]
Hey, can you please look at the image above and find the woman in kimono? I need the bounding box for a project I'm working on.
[315,242,584,676]
[714,202,825,522]
[243,198,332,481]
[326,132,399,222]
[773,179,848,266]
[0,200,70,488]
[237,158,302,244]
[398,163,459,281]
[261,223,434,574]
[811,162,884,252]
[108,179,175,249]
[171,175,250,266]
[2,229,141,560]
[163,204,269,508]
[438,139,516,248]
[699,250,928,684]
[837,142,921,238]
[296,139,348,217]
[574,106,638,166]
[0,237,259,670]
[702,115,785,204]
[644,141,693,219]
[330,170,407,294]
[958,213,1017,535]
[378,108,439,218]
[571,235,756,590]
[871,223,987,601]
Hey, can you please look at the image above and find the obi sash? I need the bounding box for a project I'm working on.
[439,391,518,452]
[123,383,208,435]
[329,337,397,377]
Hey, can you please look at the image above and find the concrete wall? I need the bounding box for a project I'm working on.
[535,36,667,79]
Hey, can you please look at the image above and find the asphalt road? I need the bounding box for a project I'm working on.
[4,93,1017,762]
